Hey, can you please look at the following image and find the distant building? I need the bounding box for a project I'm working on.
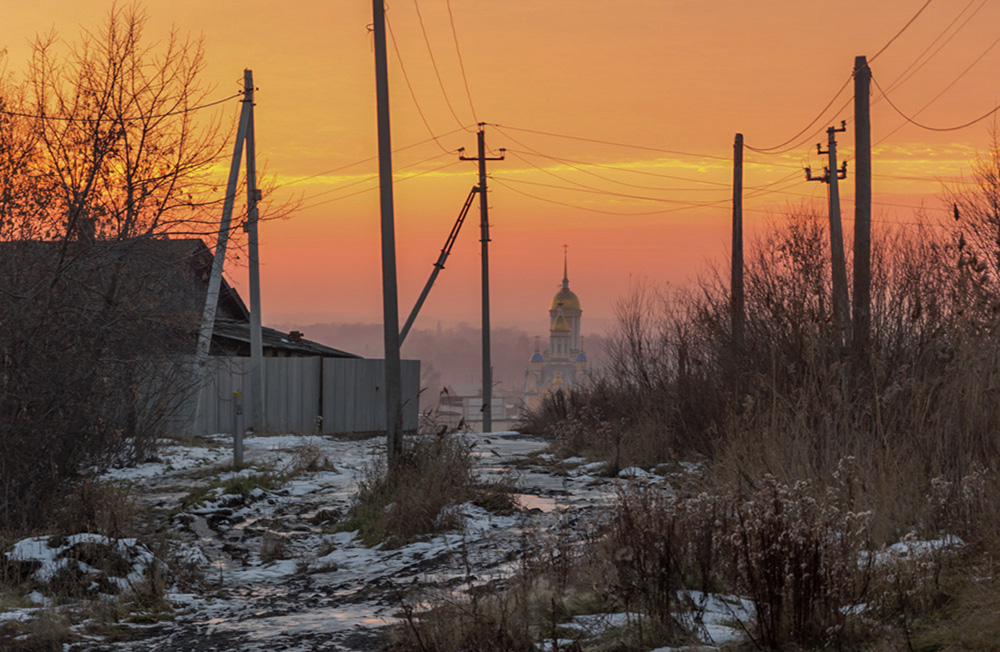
[438,382,516,427]
[523,250,592,411]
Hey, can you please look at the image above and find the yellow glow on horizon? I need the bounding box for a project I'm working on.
[3,0,999,330]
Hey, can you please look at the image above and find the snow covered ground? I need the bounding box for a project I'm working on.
[3,431,744,651]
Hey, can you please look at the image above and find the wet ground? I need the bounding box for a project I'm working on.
[61,431,623,651]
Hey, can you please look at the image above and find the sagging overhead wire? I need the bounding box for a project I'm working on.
[869,0,935,63]
[0,93,241,122]
[412,0,471,131]
[490,177,727,217]
[299,158,463,211]
[876,0,986,101]
[293,151,454,203]
[494,175,948,225]
[492,124,732,162]
[386,12,458,154]
[875,31,1000,144]
[501,154,947,214]
[501,132,805,194]
[505,149,728,194]
[493,176,738,209]
[873,73,1000,132]
[275,126,473,190]
[496,124,972,190]
[506,147,807,198]
[744,78,854,155]
[745,0,935,154]
[445,0,479,125]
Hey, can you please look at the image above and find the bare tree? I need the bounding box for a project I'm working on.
[947,127,1000,285]
[0,5,234,535]
[21,3,229,242]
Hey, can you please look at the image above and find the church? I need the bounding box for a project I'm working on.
[523,250,593,411]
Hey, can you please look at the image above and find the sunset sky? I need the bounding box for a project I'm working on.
[5,1,1000,340]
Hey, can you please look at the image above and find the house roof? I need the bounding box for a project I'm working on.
[213,319,360,358]
[0,237,358,358]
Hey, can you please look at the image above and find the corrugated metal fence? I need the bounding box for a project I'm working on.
[182,356,420,436]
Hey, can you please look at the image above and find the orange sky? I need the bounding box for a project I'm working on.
[5,1,1000,339]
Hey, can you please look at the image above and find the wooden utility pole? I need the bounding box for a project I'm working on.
[806,122,850,348]
[853,55,872,358]
[460,124,504,433]
[244,70,265,432]
[372,0,404,465]
[731,133,745,352]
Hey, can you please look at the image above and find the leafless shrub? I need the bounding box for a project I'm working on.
[47,480,138,541]
[928,465,999,552]
[344,433,517,547]
[728,466,874,648]
[285,442,336,476]
[391,582,535,652]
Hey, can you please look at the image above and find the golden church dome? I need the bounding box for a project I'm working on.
[550,314,571,332]
[550,288,581,312]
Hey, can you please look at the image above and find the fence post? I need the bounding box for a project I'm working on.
[233,391,244,467]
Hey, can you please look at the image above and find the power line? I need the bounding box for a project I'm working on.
[875,31,1000,145]
[495,169,961,227]
[873,73,1000,132]
[745,0,936,155]
[869,0,935,63]
[491,177,721,217]
[0,93,241,122]
[299,159,463,211]
[293,151,452,203]
[445,0,478,124]
[412,0,471,132]
[496,125,732,191]
[385,13,456,154]
[745,78,853,154]
[507,146,808,198]
[499,125,974,188]
[492,123,732,161]
[507,147,733,188]
[506,149,727,194]
[512,146,807,193]
[492,176,734,208]
[499,166,946,215]
[275,127,471,189]
[877,0,985,100]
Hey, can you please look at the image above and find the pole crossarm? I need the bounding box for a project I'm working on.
[803,120,852,347]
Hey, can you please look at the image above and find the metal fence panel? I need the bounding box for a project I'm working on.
[321,358,420,434]
[171,356,419,436]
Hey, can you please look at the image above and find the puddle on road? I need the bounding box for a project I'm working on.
[513,493,559,512]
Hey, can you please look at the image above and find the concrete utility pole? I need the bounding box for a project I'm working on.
[400,186,479,345]
[196,76,253,370]
[193,71,254,442]
[372,0,404,465]
[243,70,265,432]
[853,55,872,359]
[731,133,745,353]
[460,125,504,433]
[806,122,850,348]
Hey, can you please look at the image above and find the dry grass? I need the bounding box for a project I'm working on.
[341,433,518,548]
